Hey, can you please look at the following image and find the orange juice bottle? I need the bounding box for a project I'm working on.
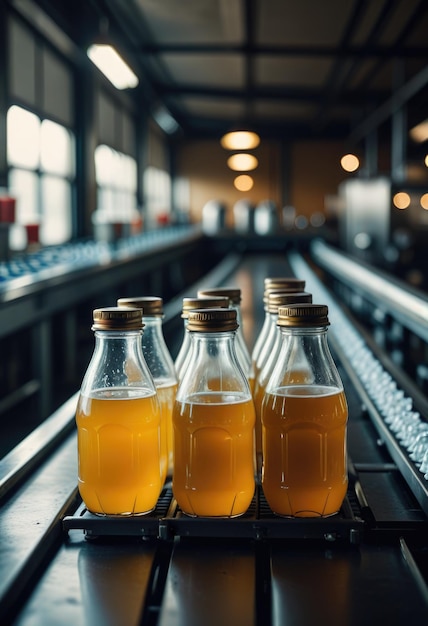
[253,290,312,465]
[76,307,161,516]
[197,287,254,389]
[173,308,255,517]
[252,277,306,379]
[118,296,178,480]
[261,304,348,517]
[174,296,230,382]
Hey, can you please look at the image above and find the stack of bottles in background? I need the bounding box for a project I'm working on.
[118,296,177,480]
[261,303,348,518]
[253,290,313,467]
[173,308,255,517]
[75,307,162,516]
[197,287,254,390]
[252,276,306,380]
[175,295,230,382]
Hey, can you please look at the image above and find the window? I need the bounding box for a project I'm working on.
[94,144,138,223]
[143,166,172,227]
[7,105,75,246]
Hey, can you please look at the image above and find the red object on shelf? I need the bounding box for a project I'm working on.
[25,223,40,244]
[0,196,16,223]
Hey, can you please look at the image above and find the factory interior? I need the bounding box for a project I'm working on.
[1,1,428,624]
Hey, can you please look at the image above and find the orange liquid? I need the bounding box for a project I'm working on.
[254,368,312,460]
[248,373,255,395]
[173,392,256,517]
[262,385,348,517]
[157,382,177,478]
[253,377,266,459]
[76,388,161,515]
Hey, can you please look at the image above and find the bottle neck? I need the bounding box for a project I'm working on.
[92,329,144,362]
[82,329,156,395]
[176,329,250,398]
[190,330,237,350]
[278,326,330,359]
[267,324,341,391]
[280,325,327,334]
[141,316,176,382]
[94,329,142,342]
[188,330,244,378]
[142,316,164,342]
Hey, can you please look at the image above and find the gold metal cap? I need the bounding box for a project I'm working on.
[181,296,230,318]
[277,303,330,327]
[264,276,306,291]
[117,296,163,316]
[187,308,238,332]
[92,307,144,331]
[263,277,306,305]
[197,287,241,305]
[267,291,312,313]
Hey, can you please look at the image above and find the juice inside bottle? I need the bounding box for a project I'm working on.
[76,387,161,515]
[262,384,348,517]
[157,381,178,478]
[254,367,312,468]
[173,391,255,517]
[253,377,266,460]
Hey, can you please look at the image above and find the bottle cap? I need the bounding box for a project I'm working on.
[92,307,144,330]
[267,291,312,313]
[117,296,163,316]
[277,303,330,327]
[181,296,230,318]
[264,276,306,291]
[187,308,238,332]
[263,277,306,306]
[197,287,241,305]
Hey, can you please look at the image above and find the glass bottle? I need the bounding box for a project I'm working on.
[261,304,348,518]
[252,277,306,378]
[175,296,230,381]
[197,287,253,389]
[75,307,161,516]
[253,291,313,464]
[118,296,177,481]
[173,308,256,517]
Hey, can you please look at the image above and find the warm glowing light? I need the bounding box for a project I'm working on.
[221,131,260,150]
[420,193,428,210]
[87,44,139,89]
[234,175,254,191]
[340,153,360,172]
[410,120,428,143]
[227,153,258,171]
[393,192,411,209]
[425,155,428,167]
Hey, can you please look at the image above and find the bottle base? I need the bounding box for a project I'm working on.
[88,507,156,517]
[180,510,247,519]
[271,509,340,519]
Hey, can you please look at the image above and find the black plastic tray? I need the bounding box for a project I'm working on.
[63,482,364,544]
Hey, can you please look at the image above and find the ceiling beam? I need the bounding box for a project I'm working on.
[312,0,371,129]
[153,82,387,106]
[349,62,428,143]
[136,44,428,59]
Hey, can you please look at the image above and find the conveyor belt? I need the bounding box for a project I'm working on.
[1,251,427,626]
[62,482,364,544]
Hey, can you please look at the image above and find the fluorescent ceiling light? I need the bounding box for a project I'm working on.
[87,44,139,90]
